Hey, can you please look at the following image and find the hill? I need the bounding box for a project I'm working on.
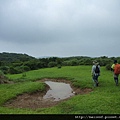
[0,52,120,75]
[0,52,36,63]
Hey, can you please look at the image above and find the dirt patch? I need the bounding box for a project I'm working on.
[0,77,14,84]
[3,79,92,110]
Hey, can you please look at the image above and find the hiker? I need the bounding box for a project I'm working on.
[111,60,120,86]
[91,60,100,87]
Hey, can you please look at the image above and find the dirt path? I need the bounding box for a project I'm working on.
[3,79,92,110]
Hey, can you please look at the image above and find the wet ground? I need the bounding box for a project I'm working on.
[3,79,92,110]
[43,81,75,101]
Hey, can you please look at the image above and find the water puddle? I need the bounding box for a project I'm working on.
[3,79,92,109]
[43,81,75,101]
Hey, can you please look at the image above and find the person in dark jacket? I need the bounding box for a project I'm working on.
[91,60,100,87]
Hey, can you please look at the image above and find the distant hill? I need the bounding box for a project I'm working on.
[0,52,36,63]
[0,52,120,75]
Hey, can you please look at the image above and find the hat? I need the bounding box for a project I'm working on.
[114,60,117,64]
[93,60,99,64]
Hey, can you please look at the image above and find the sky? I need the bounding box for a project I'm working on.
[0,0,120,58]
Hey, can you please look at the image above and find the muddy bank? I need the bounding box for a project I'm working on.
[0,78,14,84]
[3,79,92,110]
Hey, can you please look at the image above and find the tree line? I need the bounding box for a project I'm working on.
[0,52,120,74]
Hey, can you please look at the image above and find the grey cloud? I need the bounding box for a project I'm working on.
[0,0,120,57]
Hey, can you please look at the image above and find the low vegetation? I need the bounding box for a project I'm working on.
[0,52,120,74]
[0,65,120,114]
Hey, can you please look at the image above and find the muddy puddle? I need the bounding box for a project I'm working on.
[3,79,92,109]
[43,81,75,101]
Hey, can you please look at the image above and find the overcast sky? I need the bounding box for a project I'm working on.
[0,0,120,58]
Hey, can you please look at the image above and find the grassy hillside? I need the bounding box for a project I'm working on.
[0,65,120,114]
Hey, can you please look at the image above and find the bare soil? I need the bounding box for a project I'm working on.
[0,78,14,84]
[3,79,92,110]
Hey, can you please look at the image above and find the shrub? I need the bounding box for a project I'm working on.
[106,64,111,70]
[48,62,57,68]
[57,64,62,68]
[0,66,9,74]
[0,70,5,77]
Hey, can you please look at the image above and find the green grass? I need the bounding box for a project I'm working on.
[0,65,120,114]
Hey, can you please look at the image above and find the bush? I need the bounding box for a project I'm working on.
[48,62,57,68]
[106,64,111,70]
[0,70,5,77]
[57,64,62,68]
[0,66,9,74]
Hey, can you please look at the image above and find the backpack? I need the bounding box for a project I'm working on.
[95,65,100,73]
[114,64,120,74]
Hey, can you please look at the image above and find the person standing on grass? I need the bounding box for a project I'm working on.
[91,60,100,87]
[111,60,120,86]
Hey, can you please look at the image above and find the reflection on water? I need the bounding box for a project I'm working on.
[43,81,75,101]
